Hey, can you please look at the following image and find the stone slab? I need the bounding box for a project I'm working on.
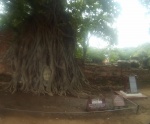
[115,91,147,99]
[129,76,138,93]
[113,95,125,107]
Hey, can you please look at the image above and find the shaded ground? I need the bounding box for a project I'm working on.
[0,86,150,124]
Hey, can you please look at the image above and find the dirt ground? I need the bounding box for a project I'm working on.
[0,85,150,124]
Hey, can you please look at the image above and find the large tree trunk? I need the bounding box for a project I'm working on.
[5,12,87,96]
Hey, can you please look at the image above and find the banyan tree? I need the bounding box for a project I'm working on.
[0,0,120,96]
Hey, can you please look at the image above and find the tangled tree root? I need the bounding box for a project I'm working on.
[2,13,89,96]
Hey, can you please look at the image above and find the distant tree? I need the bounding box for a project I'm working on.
[107,47,135,63]
[132,43,150,68]
[86,47,106,64]
[67,0,120,63]
[106,47,119,63]
[118,48,135,60]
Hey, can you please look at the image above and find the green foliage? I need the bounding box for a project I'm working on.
[106,43,150,69]
[0,0,32,29]
[0,0,120,37]
[132,43,150,68]
[133,43,150,57]
[86,47,105,63]
[81,43,150,68]
[66,0,120,48]
[66,0,121,62]
[75,43,83,59]
[107,47,136,63]
[108,48,120,63]
[118,48,135,60]
[0,0,67,29]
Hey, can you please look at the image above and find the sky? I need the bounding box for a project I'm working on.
[89,0,150,48]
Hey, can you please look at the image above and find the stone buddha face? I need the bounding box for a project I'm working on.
[43,66,51,81]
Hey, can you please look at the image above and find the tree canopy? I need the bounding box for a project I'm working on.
[66,0,120,62]
[0,0,120,43]
[67,0,120,43]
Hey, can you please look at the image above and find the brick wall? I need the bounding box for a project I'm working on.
[0,29,14,74]
[82,64,150,88]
